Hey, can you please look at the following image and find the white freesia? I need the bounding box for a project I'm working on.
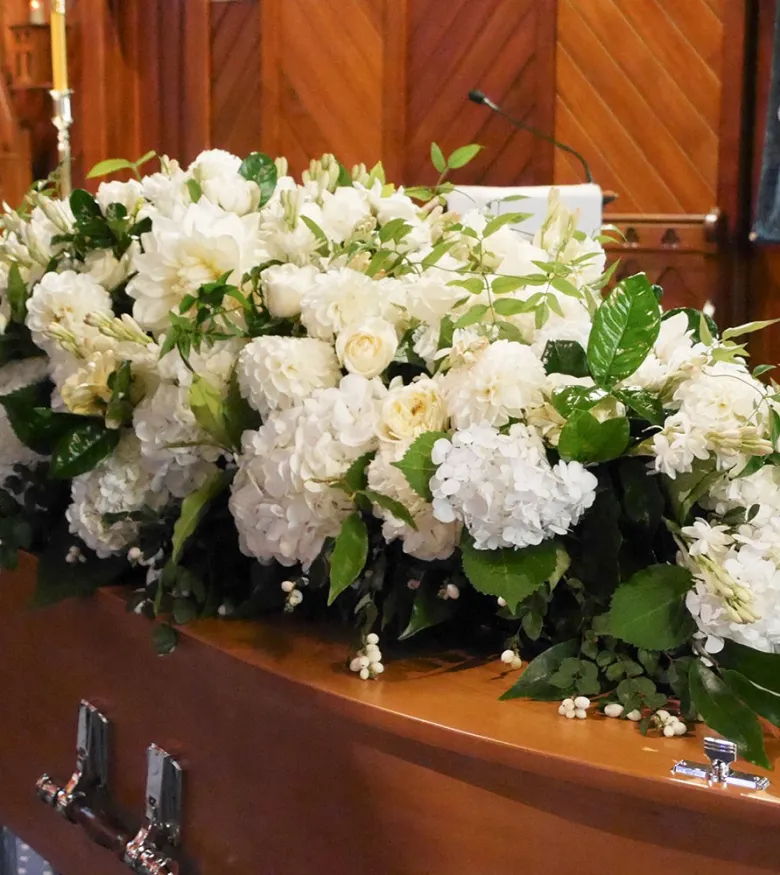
[336,318,398,378]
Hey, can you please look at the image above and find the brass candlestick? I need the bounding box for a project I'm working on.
[49,88,73,197]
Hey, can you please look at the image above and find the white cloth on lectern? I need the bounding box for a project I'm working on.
[445,184,603,236]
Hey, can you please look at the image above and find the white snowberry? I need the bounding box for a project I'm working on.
[604,703,624,718]
[573,696,591,710]
[281,580,296,593]
[500,649,516,665]
[366,632,380,645]
[626,709,642,722]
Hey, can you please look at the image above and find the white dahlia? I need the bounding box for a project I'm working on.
[299,268,386,342]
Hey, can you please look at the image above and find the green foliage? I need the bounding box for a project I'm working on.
[7,264,28,322]
[542,340,589,378]
[391,431,447,502]
[188,374,233,451]
[607,565,695,650]
[689,661,770,769]
[722,670,780,729]
[49,420,120,479]
[461,533,560,612]
[613,387,665,426]
[399,583,456,640]
[238,152,278,206]
[364,489,417,530]
[0,380,84,454]
[557,410,630,463]
[328,513,369,605]
[87,151,157,180]
[587,273,661,389]
[717,639,780,695]
[500,639,579,701]
[152,623,178,655]
[170,470,231,565]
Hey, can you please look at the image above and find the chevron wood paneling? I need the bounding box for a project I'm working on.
[210,0,262,158]
[406,0,556,185]
[553,0,726,213]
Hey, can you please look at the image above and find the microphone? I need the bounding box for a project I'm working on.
[468,89,593,183]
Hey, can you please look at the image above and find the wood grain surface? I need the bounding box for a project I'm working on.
[0,554,778,875]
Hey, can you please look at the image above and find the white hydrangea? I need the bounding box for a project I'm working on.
[230,375,386,568]
[25,270,113,354]
[367,443,459,561]
[430,422,598,550]
[439,340,547,428]
[237,335,340,417]
[66,434,170,558]
[0,357,50,482]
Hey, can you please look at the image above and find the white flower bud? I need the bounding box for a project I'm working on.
[626,709,642,722]
[366,632,380,645]
[359,668,370,681]
[573,696,591,710]
[281,580,296,593]
[365,643,380,656]
[127,546,142,562]
[565,710,576,719]
[604,703,624,718]
[500,649,516,665]
[656,709,671,723]
[558,704,568,716]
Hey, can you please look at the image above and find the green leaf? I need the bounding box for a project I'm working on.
[364,489,417,530]
[665,460,720,524]
[493,298,538,316]
[550,385,606,419]
[448,277,484,295]
[7,264,28,322]
[500,640,579,701]
[607,564,695,650]
[587,273,661,388]
[238,152,278,206]
[49,421,120,479]
[461,533,558,613]
[723,670,780,729]
[495,321,526,343]
[398,584,456,640]
[753,364,776,378]
[69,188,102,221]
[152,623,178,655]
[618,458,664,532]
[86,157,134,179]
[0,380,80,453]
[186,178,202,203]
[328,513,369,605]
[483,212,533,237]
[689,662,770,769]
[341,452,374,494]
[557,410,630,463]
[437,315,455,354]
[613,387,665,426]
[430,142,447,173]
[550,276,581,298]
[170,470,230,565]
[391,431,447,502]
[173,598,199,625]
[722,318,780,341]
[542,340,589,378]
[447,144,483,169]
[662,307,719,343]
[379,218,412,244]
[454,304,489,328]
[189,374,231,449]
[718,639,780,695]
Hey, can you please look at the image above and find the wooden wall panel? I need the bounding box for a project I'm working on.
[210,0,262,158]
[405,0,556,185]
[554,0,726,214]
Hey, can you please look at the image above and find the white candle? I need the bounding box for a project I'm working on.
[29,0,45,25]
[50,0,68,92]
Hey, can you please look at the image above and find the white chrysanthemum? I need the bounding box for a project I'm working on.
[25,270,113,353]
[66,433,169,558]
[133,340,243,468]
[237,336,340,417]
[367,443,459,561]
[230,375,386,568]
[128,200,261,333]
[299,268,386,342]
[430,422,597,550]
[0,358,50,481]
[440,340,546,428]
[377,376,448,444]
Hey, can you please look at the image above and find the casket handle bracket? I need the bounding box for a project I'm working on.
[671,736,769,791]
[36,699,110,818]
[123,744,183,875]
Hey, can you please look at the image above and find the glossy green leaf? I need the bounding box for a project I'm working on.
[587,273,661,388]
[391,431,447,502]
[461,533,558,613]
[171,470,230,565]
[238,152,278,206]
[500,639,579,701]
[0,380,83,454]
[613,387,665,426]
[550,385,606,419]
[689,662,770,769]
[86,158,134,179]
[718,639,780,695]
[542,340,589,378]
[328,513,369,605]
[557,410,630,463]
[398,584,456,640]
[447,144,483,169]
[723,670,780,729]
[49,421,120,479]
[363,489,417,530]
[607,564,695,650]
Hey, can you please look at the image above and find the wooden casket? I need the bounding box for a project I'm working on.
[1,554,779,875]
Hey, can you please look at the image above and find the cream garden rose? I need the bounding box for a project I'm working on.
[336,318,398,379]
[61,349,118,421]
[377,376,448,443]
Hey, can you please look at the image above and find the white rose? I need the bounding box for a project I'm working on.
[263,263,317,319]
[377,377,448,443]
[336,318,398,378]
[96,179,144,216]
[321,187,372,243]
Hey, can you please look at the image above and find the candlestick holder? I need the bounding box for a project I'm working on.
[49,88,73,198]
